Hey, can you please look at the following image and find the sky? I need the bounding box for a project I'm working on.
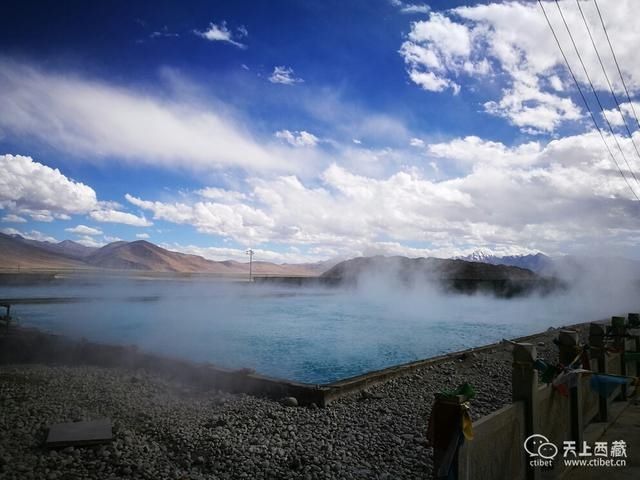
[1,0,639,263]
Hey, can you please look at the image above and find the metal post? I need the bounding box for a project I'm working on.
[246,249,254,282]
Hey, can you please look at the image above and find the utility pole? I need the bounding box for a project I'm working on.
[246,249,254,282]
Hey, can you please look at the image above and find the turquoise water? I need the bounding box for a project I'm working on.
[2,277,635,383]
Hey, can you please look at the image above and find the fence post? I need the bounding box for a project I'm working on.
[589,323,608,422]
[512,343,539,480]
[629,313,640,377]
[557,330,583,446]
[429,393,466,479]
[611,316,627,400]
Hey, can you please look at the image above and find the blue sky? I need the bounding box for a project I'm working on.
[1,0,639,262]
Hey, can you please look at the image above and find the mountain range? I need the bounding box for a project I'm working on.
[455,249,553,273]
[0,233,330,276]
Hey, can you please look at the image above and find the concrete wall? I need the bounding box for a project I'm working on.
[457,333,638,480]
[459,402,526,480]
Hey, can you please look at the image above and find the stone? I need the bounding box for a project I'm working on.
[360,390,383,400]
[280,397,298,407]
[46,419,113,448]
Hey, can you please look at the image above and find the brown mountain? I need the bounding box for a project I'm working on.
[85,240,240,273]
[322,255,538,282]
[0,233,325,276]
[320,255,562,296]
[0,233,86,270]
[25,239,98,260]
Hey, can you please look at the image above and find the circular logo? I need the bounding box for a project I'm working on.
[524,434,549,457]
[538,442,558,460]
[524,434,558,459]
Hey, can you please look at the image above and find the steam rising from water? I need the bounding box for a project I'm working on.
[5,257,639,383]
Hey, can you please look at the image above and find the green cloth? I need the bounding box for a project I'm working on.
[440,383,475,401]
[534,359,558,384]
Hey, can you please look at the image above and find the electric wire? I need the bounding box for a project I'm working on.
[554,0,640,188]
[593,0,640,132]
[537,0,640,201]
[575,0,640,171]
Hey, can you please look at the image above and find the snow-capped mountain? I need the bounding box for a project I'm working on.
[455,249,553,273]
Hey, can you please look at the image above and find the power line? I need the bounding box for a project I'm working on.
[554,0,640,188]
[575,0,640,172]
[593,0,640,132]
[537,0,640,201]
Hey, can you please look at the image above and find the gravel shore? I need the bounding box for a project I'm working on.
[0,326,581,480]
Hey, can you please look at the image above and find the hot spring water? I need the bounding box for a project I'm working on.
[2,277,636,383]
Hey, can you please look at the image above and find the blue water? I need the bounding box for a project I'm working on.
[1,277,635,383]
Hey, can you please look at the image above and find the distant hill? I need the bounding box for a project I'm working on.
[0,233,87,270]
[322,255,537,282]
[0,233,326,276]
[454,249,640,283]
[26,239,98,260]
[320,255,560,296]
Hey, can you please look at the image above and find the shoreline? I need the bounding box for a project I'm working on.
[0,320,599,479]
[0,317,604,405]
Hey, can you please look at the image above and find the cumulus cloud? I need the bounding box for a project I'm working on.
[89,209,152,227]
[136,233,150,239]
[74,235,106,248]
[0,154,98,218]
[0,60,297,173]
[1,214,27,223]
[275,130,319,147]
[65,224,102,236]
[268,66,303,85]
[0,154,156,227]
[194,21,246,48]
[399,1,640,132]
[601,101,640,128]
[122,130,640,257]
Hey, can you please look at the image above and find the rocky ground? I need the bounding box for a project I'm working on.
[0,326,585,480]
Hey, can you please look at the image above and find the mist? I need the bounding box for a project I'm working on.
[4,255,639,384]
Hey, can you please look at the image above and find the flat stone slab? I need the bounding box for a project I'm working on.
[46,418,112,447]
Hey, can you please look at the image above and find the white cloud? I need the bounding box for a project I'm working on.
[399,1,640,132]
[1,214,26,223]
[390,0,430,15]
[601,101,640,128]
[194,21,246,49]
[122,130,640,257]
[268,66,303,85]
[409,137,425,148]
[74,235,106,248]
[275,130,319,147]
[136,233,150,239]
[65,224,102,236]
[0,60,297,173]
[89,209,152,227]
[0,154,98,217]
[0,154,153,227]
